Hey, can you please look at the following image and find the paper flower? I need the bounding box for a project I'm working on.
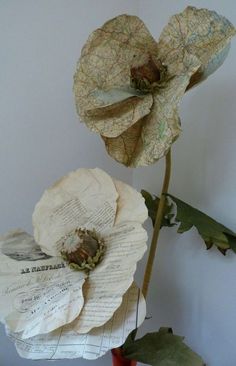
[0,168,147,359]
[74,7,235,167]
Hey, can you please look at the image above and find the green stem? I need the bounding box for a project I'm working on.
[142,149,172,299]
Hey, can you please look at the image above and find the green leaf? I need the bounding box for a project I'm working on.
[123,327,205,366]
[123,329,137,349]
[167,194,236,255]
[141,189,236,255]
[141,189,175,228]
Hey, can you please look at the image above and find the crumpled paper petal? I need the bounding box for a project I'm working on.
[113,178,148,225]
[10,282,146,360]
[33,168,118,256]
[158,6,236,87]
[0,170,148,358]
[74,14,158,137]
[103,119,143,167]
[73,222,147,333]
[103,63,199,167]
[74,9,235,167]
[84,93,153,138]
[0,266,85,339]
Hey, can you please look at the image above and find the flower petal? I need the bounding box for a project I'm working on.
[73,222,147,333]
[113,178,148,225]
[11,282,146,360]
[0,265,85,339]
[84,93,153,138]
[103,63,199,167]
[33,168,118,256]
[0,230,74,333]
[74,14,157,137]
[102,119,143,167]
[157,6,236,85]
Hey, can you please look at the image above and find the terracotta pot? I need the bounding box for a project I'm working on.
[111,348,137,366]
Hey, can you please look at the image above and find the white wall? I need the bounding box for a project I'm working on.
[0,1,236,366]
[134,1,236,366]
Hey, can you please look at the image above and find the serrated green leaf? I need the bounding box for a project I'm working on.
[141,189,175,228]
[167,194,236,254]
[141,189,236,255]
[123,327,205,366]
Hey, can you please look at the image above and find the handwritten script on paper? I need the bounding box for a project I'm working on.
[32,169,119,256]
[10,283,145,360]
[0,230,85,338]
[0,230,146,359]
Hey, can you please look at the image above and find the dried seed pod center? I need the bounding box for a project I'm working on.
[60,228,105,272]
[130,55,167,92]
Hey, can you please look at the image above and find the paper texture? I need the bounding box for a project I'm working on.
[10,282,146,360]
[73,15,157,137]
[33,168,118,256]
[73,222,147,333]
[73,14,199,167]
[74,10,235,167]
[103,64,199,167]
[85,93,153,138]
[113,179,148,225]
[0,229,62,275]
[31,168,147,333]
[0,230,85,338]
[0,168,148,357]
[158,6,236,83]
[0,224,147,339]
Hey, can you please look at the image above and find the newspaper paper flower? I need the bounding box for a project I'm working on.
[74,7,235,167]
[0,168,147,360]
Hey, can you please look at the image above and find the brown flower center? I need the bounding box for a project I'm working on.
[60,228,105,273]
[130,55,167,92]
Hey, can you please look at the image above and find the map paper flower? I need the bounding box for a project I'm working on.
[74,7,235,167]
[0,168,147,359]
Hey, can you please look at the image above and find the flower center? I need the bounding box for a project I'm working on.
[130,55,167,92]
[60,228,105,273]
